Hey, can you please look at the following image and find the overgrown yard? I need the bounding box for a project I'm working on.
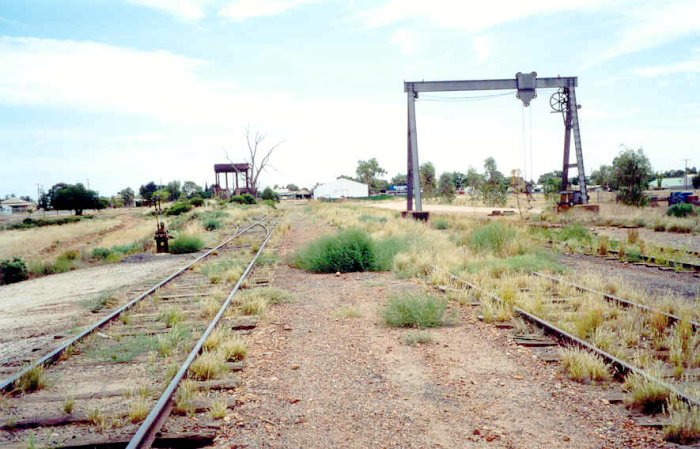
[214,206,683,448]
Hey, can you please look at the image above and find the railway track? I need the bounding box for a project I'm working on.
[528,224,700,274]
[445,271,700,409]
[0,214,279,448]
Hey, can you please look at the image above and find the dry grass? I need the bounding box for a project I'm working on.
[623,372,670,413]
[128,397,150,423]
[220,336,247,361]
[17,366,46,392]
[560,348,612,383]
[334,306,362,319]
[402,330,433,346]
[188,351,227,380]
[209,399,228,419]
[0,217,120,260]
[174,379,197,416]
[663,397,700,444]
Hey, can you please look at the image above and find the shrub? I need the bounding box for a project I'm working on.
[292,228,378,273]
[468,222,516,254]
[667,203,695,218]
[229,195,245,204]
[166,202,193,216]
[432,217,449,230]
[189,196,204,207]
[262,199,276,208]
[261,187,279,202]
[0,257,29,285]
[169,234,204,254]
[202,218,221,231]
[383,294,447,328]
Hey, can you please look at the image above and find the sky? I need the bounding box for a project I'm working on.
[1,0,699,199]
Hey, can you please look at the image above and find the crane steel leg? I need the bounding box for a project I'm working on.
[560,98,572,195]
[407,105,413,211]
[569,86,588,203]
[407,91,422,211]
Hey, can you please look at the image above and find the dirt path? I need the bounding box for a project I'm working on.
[214,213,666,448]
[367,200,543,216]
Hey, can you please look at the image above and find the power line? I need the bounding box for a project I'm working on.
[418,91,517,102]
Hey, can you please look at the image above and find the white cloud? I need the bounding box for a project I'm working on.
[471,35,491,63]
[218,0,315,20]
[633,50,700,78]
[0,36,260,125]
[597,0,700,63]
[360,0,605,32]
[126,0,208,20]
[389,29,417,55]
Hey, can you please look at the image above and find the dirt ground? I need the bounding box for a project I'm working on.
[368,200,543,217]
[213,213,667,449]
[0,255,187,373]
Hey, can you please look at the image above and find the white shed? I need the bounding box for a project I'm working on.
[313,179,369,199]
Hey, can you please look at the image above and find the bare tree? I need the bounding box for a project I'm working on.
[240,126,283,193]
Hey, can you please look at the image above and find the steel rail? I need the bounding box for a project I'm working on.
[533,272,700,331]
[447,273,700,408]
[530,233,700,273]
[0,218,266,393]
[127,221,275,449]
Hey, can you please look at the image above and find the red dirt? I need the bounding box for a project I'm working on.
[213,212,668,448]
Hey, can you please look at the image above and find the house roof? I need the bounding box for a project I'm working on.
[214,163,250,173]
[1,197,33,206]
[297,188,311,195]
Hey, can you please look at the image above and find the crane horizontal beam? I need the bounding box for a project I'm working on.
[404,76,577,93]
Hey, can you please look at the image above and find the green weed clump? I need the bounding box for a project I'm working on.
[557,224,593,244]
[468,222,516,254]
[432,217,449,230]
[230,194,256,205]
[0,257,29,285]
[666,203,695,218]
[169,234,204,254]
[92,241,144,262]
[383,293,447,328]
[476,253,563,276]
[292,229,387,273]
[166,201,193,216]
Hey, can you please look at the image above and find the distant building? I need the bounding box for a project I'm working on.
[0,197,34,214]
[294,188,312,200]
[313,179,369,199]
[273,188,294,200]
[648,175,695,190]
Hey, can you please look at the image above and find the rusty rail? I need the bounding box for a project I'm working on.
[0,218,266,393]
[127,221,275,449]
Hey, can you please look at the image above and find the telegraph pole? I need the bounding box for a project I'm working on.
[682,159,690,190]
